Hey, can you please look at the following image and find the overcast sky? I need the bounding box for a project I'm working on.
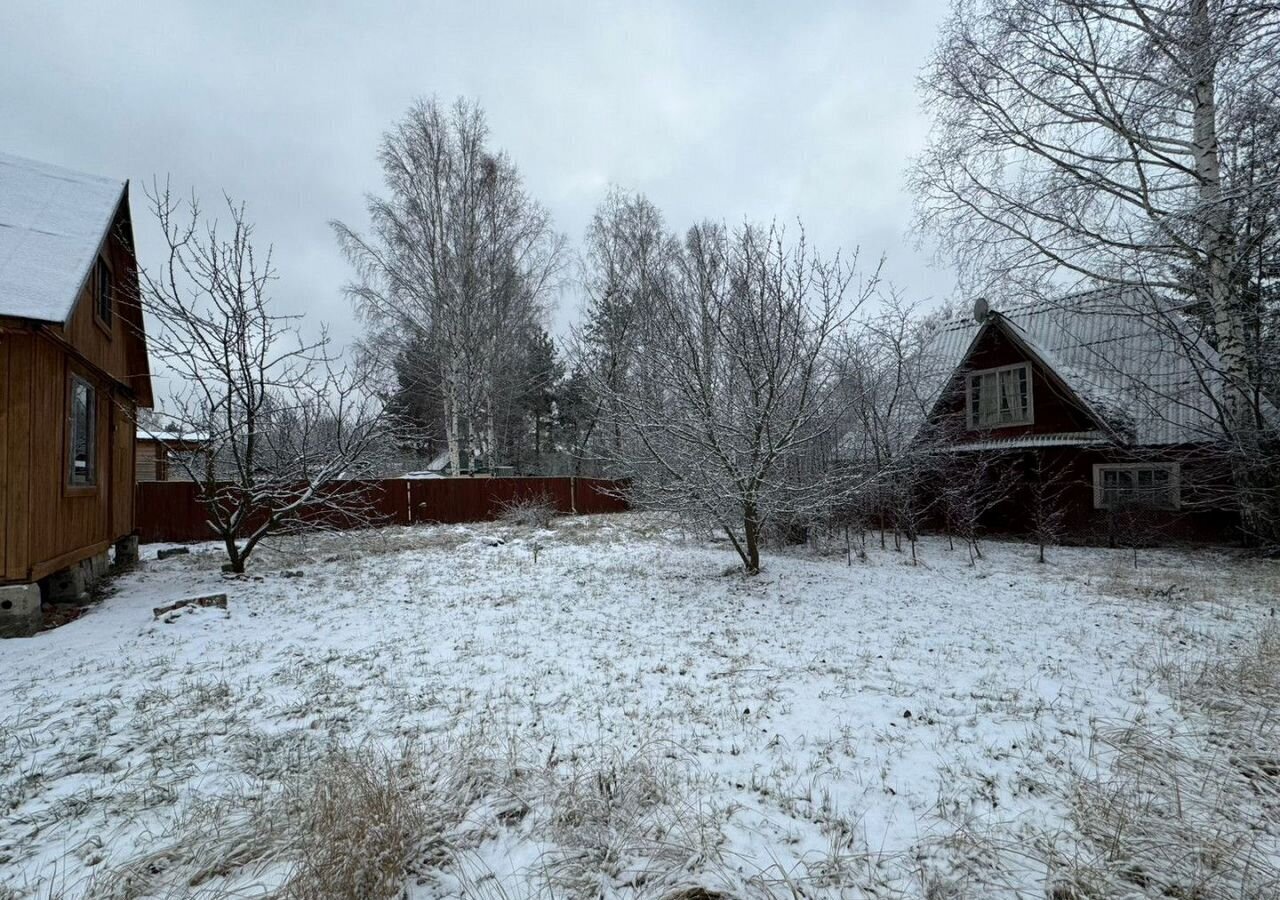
[2,0,957,351]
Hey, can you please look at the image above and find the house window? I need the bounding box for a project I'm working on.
[1093,463,1180,510]
[94,257,113,327]
[68,375,97,486]
[967,362,1032,429]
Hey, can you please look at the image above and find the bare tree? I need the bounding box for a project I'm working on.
[593,220,879,574]
[912,0,1280,543]
[139,185,387,573]
[1026,451,1073,563]
[334,97,565,476]
[937,448,1018,563]
[835,293,951,551]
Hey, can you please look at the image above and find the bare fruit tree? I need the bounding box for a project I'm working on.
[139,185,387,573]
[334,97,565,476]
[911,0,1280,544]
[592,220,879,574]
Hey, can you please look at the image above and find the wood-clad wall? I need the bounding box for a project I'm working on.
[931,322,1100,438]
[111,392,135,540]
[1,197,149,585]
[2,331,32,583]
[28,336,107,579]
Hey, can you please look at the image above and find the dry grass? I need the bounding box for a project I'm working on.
[931,617,1280,899]
[68,730,782,900]
[275,748,429,900]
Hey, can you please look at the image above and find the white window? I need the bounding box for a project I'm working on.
[68,375,97,486]
[966,362,1032,429]
[1093,463,1180,510]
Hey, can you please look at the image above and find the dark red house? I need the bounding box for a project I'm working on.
[915,289,1254,544]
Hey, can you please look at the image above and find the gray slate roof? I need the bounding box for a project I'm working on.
[0,151,127,323]
[921,287,1235,447]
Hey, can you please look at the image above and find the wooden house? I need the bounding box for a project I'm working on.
[915,289,1251,544]
[0,152,152,635]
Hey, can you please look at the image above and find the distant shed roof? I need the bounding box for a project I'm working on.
[0,151,127,323]
[920,287,1241,447]
[136,429,210,444]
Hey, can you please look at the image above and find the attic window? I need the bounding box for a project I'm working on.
[94,257,113,327]
[967,362,1032,429]
[1093,463,1180,510]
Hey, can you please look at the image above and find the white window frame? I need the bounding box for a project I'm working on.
[1092,462,1181,510]
[965,362,1034,430]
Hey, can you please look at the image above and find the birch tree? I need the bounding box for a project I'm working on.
[334,98,565,475]
[911,0,1280,542]
[140,186,387,573]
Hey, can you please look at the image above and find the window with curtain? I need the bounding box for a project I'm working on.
[967,363,1031,428]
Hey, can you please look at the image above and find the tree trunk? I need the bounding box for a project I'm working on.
[1190,0,1266,542]
[223,536,245,573]
[443,375,461,476]
[743,500,761,575]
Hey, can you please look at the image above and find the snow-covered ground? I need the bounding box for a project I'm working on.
[1,514,1276,899]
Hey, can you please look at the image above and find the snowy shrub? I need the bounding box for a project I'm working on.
[496,492,558,528]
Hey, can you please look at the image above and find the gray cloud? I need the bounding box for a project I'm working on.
[1,0,956,357]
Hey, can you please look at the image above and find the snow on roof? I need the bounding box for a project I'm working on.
[137,429,209,444]
[920,286,1237,446]
[0,152,127,323]
[937,430,1111,452]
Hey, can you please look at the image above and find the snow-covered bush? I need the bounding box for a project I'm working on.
[497,492,557,528]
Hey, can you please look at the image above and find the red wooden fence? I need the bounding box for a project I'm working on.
[135,477,629,544]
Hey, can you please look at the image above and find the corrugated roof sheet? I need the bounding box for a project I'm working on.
[0,151,126,323]
[920,287,1232,446]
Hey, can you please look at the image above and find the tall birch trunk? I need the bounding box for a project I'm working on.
[443,365,462,476]
[1191,0,1266,539]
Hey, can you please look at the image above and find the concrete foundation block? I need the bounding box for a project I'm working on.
[45,564,88,604]
[47,551,112,605]
[0,584,42,638]
[114,534,140,568]
[88,552,110,581]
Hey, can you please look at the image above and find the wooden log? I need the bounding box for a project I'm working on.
[152,593,228,619]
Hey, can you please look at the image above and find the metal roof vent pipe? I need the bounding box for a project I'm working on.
[973,296,991,323]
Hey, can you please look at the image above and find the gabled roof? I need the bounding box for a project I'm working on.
[0,151,128,324]
[920,286,1243,447]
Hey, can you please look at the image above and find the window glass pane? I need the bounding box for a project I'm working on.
[1099,466,1175,508]
[96,260,113,324]
[970,365,1030,426]
[68,377,96,485]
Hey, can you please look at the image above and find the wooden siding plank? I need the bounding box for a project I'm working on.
[0,335,8,577]
[4,334,31,581]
